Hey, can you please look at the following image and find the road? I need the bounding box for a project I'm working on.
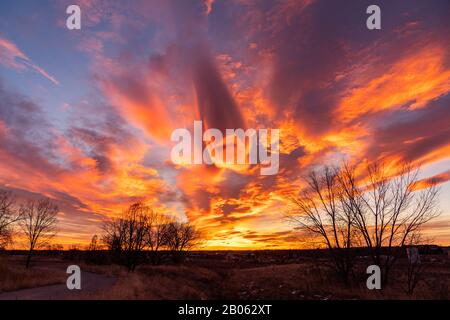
[0,271,116,300]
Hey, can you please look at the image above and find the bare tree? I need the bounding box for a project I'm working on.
[288,167,357,283]
[102,202,150,271]
[164,222,200,263]
[88,234,99,251]
[289,160,440,285]
[0,190,22,249]
[102,218,126,252]
[19,198,58,268]
[348,162,440,284]
[146,211,171,265]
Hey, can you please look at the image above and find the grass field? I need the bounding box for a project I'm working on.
[0,251,448,300]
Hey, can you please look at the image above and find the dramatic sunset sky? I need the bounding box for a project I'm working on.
[0,0,449,249]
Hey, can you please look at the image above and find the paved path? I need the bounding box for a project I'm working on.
[0,271,116,300]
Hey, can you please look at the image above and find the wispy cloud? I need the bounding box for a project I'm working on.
[0,37,59,85]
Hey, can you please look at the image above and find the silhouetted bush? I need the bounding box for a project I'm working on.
[85,250,111,265]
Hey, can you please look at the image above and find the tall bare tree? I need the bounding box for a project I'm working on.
[164,222,200,263]
[146,211,171,265]
[0,190,21,249]
[288,166,357,283]
[102,217,126,252]
[289,160,440,285]
[347,162,440,284]
[102,202,150,271]
[19,198,58,268]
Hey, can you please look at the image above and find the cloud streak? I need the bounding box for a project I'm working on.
[0,37,59,85]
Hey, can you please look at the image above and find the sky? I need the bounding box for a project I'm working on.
[0,0,449,249]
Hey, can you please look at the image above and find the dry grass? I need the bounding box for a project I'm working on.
[77,265,222,300]
[78,262,127,278]
[222,262,449,300]
[77,260,449,300]
[1,253,448,299]
[0,257,65,292]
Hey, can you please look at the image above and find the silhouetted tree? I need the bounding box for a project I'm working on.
[0,190,22,249]
[165,222,200,263]
[288,166,357,283]
[289,160,440,285]
[146,211,171,265]
[19,198,58,268]
[347,162,440,284]
[102,202,150,271]
[85,234,109,264]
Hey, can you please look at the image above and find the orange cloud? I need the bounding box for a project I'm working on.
[337,45,450,122]
[415,170,450,190]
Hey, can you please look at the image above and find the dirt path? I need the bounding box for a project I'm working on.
[0,271,116,300]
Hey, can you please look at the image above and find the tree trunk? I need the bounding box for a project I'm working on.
[25,248,33,268]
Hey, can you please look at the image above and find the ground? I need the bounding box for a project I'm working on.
[0,251,448,300]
